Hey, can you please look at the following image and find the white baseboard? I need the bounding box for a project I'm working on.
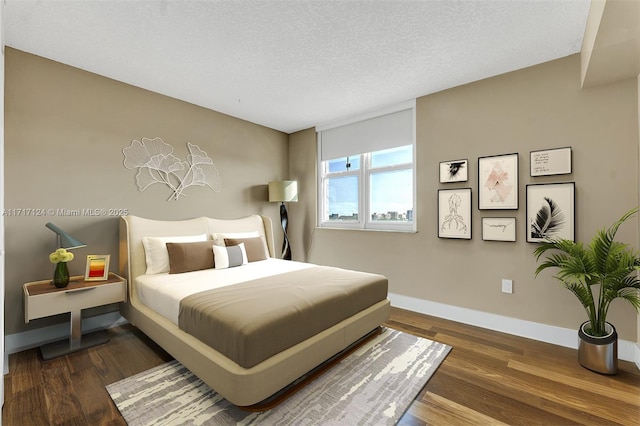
[388,292,638,364]
[4,312,128,374]
[5,297,638,374]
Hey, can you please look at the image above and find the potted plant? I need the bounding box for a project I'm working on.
[533,207,640,374]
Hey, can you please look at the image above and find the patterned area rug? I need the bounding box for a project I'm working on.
[106,328,451,425]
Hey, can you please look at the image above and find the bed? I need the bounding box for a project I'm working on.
[118,214,390,406]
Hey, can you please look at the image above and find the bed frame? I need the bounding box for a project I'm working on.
[118,214,390,406]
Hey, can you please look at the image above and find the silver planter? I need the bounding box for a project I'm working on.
[578,321,618,375]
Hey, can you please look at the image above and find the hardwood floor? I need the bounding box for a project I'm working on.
[3,307,639,425]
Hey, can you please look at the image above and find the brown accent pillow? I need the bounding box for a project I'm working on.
[166,241,215,274]
[224,237,268,262]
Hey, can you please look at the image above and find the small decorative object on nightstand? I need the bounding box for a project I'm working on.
[23,272,126,360]
[45,222,86,288]
[49,248,73,288]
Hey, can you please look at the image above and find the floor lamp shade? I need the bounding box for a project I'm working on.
[45,222,87,250]
[268,180,298,203]
[268,181,298,260]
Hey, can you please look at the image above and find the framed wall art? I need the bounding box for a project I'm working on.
[478,153,518,210]
[438,188,472,239]
[526,182,575,243]
[85,255,110,281]
[530,147,572,176]
[482,217,516,242]
[439,159,468,183]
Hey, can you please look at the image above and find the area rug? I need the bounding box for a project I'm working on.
[106,327,451,425]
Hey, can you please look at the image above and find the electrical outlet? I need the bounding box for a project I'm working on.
[501,279,513,294]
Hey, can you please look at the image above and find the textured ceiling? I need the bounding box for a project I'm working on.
[4,0,591,134]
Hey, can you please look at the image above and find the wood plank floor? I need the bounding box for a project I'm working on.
[3,307,639,425]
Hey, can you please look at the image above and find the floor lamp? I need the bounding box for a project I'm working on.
[268,180,298,260]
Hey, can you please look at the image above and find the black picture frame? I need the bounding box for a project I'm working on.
[526,182,575,243]
[530,147,572,177]
[478,153,519,210]
[439,159,468,183]
[482,217,516,242]
[438,188,472,239]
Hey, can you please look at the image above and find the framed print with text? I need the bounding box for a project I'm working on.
[482,217,516,242]
[85,255,110,281]
[478,153,518,210]
[530,147,572,177]
[439,159,468,183]
[526,182,575,243]
[438,188,472,239]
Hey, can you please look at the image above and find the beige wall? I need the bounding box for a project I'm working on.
[292,54,640,341]
[288,128,316,262]
[5,48,639,344]
[4,48,289,335]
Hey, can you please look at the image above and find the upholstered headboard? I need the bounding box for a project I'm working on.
[119,215,276,286]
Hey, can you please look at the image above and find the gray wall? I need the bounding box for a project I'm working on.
[4,48,289,335]
[290,54,640,341]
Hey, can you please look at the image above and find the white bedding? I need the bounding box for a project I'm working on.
[136,258,313,324]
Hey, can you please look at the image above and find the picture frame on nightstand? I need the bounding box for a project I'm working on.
[85,255,110,281]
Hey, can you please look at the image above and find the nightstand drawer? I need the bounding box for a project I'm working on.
[25,279,126,322]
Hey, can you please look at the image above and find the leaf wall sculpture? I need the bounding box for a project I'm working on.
[123,137,222,200]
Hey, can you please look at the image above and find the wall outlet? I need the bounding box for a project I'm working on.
[501,279,513,294]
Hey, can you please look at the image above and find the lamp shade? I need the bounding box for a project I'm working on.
[45,222,87,249]
[269,180,298,203]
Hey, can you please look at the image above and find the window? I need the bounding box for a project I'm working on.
[317,102,416,232]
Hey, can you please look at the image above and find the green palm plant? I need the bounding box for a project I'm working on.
[534,207,640,337]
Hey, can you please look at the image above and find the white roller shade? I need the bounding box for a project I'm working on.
[320,108,414,161]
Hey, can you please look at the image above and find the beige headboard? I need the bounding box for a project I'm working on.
[119,215,275,285]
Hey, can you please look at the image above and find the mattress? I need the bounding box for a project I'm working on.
[135,258,313,324]
[179,265,389,368]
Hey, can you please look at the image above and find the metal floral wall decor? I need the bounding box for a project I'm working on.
[123,137,222,200]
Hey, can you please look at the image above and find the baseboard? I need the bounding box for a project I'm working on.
[388,292,638,364]
[5,297,638,373]
[4,311,128,374]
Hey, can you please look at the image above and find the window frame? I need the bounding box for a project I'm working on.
[316,102,416,232]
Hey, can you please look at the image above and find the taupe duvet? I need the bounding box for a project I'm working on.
[178,265,388,368]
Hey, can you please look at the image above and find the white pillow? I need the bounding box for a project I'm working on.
[142,234,208,274]
[211,231,270,258]
[211,231,260,246]
[213,243,248,269]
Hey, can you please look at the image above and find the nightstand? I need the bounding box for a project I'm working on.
[23,272,127,360]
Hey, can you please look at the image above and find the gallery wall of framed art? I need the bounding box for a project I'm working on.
[437,147,574,244]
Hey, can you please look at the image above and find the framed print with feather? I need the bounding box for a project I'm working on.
[526,182,575,243]
[438,188,472,239]
[439,159,468,183]
[478,153,518,209]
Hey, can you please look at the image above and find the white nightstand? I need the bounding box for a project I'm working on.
[23,272,127,360]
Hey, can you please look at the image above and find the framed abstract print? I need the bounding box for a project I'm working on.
[478,153,518,210]
[85,255,110,281]
[439,159,468,183]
